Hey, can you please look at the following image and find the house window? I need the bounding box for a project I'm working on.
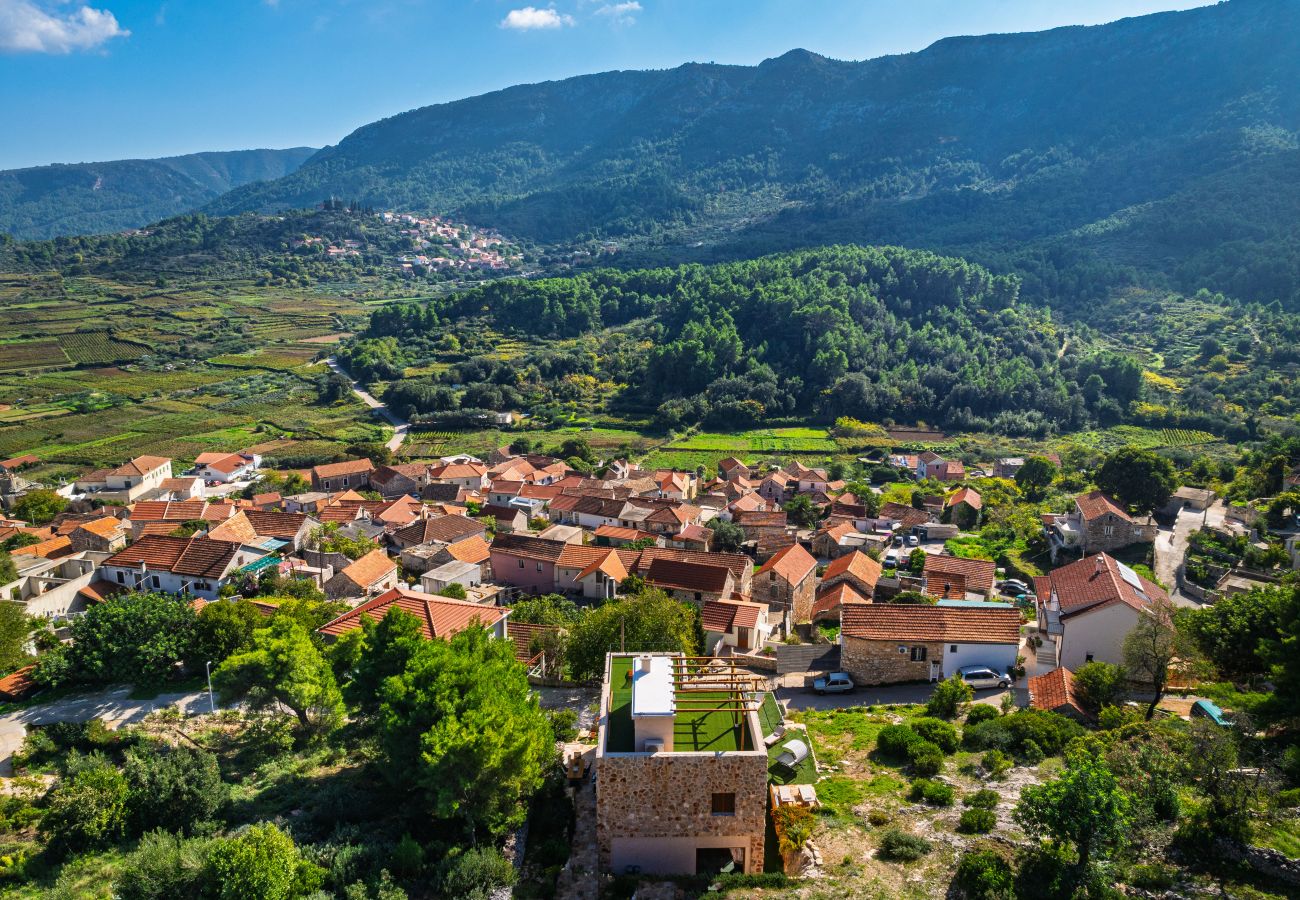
[536,562,543,572]
[910,646,927,662]
[711,792,736,816]
[150,575,160,588]
[519,559,525,568]
[694,592,703,603]
[1085,653,1094,663]
[770,571,776,581]
[1104,525,1114,536]
[343,477,349,487]
[115,571,125,584]
[950,645,958,653]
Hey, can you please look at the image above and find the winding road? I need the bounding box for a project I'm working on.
[325,357,410,453]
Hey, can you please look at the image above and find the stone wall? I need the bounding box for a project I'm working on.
[842,636,942,685]
[1081,513,1158,554]
[596,751,768,875]
[790,574,816,624]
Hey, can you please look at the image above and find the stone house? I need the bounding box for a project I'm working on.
[1044,491,1158,561]
[323,548,398,601]
[734,510,791,559]
[69,516,126,553]
[701,598,774,653]
[943,487,982,529]
[642,557,736,606]
[754,543,817,624]
[840,603,1021,685]
[370,463,431,499]
[311,459,375,493]
[595,653,768,876]
[818,549,882,600]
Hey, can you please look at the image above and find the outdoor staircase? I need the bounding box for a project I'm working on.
[1035,637,1058,668]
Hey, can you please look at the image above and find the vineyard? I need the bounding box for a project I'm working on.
[0,339,67,372]
[58,332,147,365]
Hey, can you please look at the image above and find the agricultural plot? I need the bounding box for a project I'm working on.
[667,427,837,454]
[58,332,147,365]
[0,339,68,372]
[1070,425,1220,453]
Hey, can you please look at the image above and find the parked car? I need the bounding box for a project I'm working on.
[957,665,1012,690]
[813,672,856,694]
[997,579,1030,596]
[905,534,920,547]
[883,550,900,569]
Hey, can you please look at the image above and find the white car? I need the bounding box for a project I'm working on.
[957,665,1012,690]
[813,672,856,694]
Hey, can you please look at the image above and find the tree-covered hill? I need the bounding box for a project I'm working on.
[0,147,317,241]
[207,1,1300,306]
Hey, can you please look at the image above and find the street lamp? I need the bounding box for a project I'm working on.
[205,660,216,714]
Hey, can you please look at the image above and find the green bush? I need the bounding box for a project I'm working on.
[1020,739,1045,765]
[1126,862,1176,890]
[966,704,1000,725]
[958,808,997,834]
[205,822,324,900]
[124,745,226,835]
[40,756,129,852]
[963,709,1084,756]
[965,789,1000,809]
[1277,788,1300,808]
[954,848,1014,900]
[116,830,213,900]
[390,834,424,878]
[926,674,974,719]
[908,740,945,776]
[911,717,960,753]
[867,808,891,826]
[547,708,579,743]
[878,828,931,861]
[440,846,517,900]
[983,750,1012,780]
[908,778,955,806]
[876,723,921,757]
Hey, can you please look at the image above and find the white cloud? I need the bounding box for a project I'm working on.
[0,0,129,53]
[594,1,640,26]
[500,6,573,31]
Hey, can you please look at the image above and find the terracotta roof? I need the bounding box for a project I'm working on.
[643,557,732,594]
[313,458,375,479]
[490,533,567,563]
[104,535,242,578]
[878,502,930,529]
[633,547,751,581]
[947,487,982,511]
[371,463,429,484]
[719,457,747,472]
[594,524,655,542]
[1075,490,1132,523]
[701,598,764,633]
[574,549,628,583]
[110,455,170,477]
[729,494,766,513]
[0,454,38,472]
[924,555,997,594]
[160,477,201,492]
[1040,552,1168,618]
[337,549,396,588]
[811,582,867,620]
[927,573,968,599]
[319,586,506,641]
[428,462,487,480]
[822,550,882,590]
[443,535,491,565]
[136,522,185,537]
[194,452,246,475]
[12,535,73,559]
[129,500,208,522]
[841,603,1020,643]
[207,512,259,545]
[736,510,786,528]
[675,522,713,543]
[252,492,282,507]
[76,516,123,540]
[0,665,37,700]
[242,509,310,540]
[1028,666,1085,715]
[317,505,366,523]
[756,543,817,584]
[77,579,127,604]
[557,543,635,570]
[480,503,524,522]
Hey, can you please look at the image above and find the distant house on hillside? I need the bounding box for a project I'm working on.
[1044,491,1158,561]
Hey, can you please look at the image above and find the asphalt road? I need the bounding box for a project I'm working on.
[1155,499,1225,607]
[773,678,1016,712]
[0,686,211,776]
[325,357,411,453]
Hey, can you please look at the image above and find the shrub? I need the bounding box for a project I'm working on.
[963,709,1083,757]
[909,779,955,806]
[1278,788,1300,808]
[966,704,1000,725]
[1098,705,1142,730]
[954,848,1014,900]
[40,756,129,852]
[1126,862,1176,891]
[390,834,424,878]
[876,724,921,757]
[983,750,1012,780]
[205,822,324,900]
[878,828,931,861]
[926,675,974,719]
[911,717,960,753]
[958,808,997,834]
[867,809,891,826]
[908,740,945,776]
[440,846,517,900]
[1073,661,1124,713]
[965,789,1000,809]
[1020,739,1045,765]
[116,830,213,900]
[547,708,579,743]
[124,745,226,835]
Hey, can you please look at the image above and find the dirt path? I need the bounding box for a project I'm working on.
[325,356,410,452]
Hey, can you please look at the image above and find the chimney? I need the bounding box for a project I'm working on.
[638,655,654,674]
[1094,555,1103,575]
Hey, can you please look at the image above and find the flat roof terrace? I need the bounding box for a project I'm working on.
[604,654,761,754]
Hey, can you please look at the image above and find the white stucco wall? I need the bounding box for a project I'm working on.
[942,641,1019,678]
[1059,602,1139,670]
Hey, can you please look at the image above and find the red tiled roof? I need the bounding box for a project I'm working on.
[1075,490,1132,523]
[129,500,208,522]
[312,458,375,479]
[633,547,751,581]
[77,579,127,604]
[104,535,242,578]
[756,543,816,584]
[12,535,73,559]
[947,487,982,511]
[1028,667,1086,716]
[924,555,997,594]
[811,582,867,621]
[0,454,39,472]
[443,535,491,565]
[396,515,486,546]
[878,502,930,529]
[0,665,37,700]
[594,524,654,542]
[337,549,396,588]
[822,550,882,590]
[242,509,310,541]
[1041,552,1169,618]
[643,557,732,594]
[700,598,764,633]
[507,621,559,663]
[735,510,786,528]
[110,455,170,477]
[574,549,628,583]
[490,533,568,563]
[319,586,506,641]
[76,516,123,539]
[841,603,1020,644]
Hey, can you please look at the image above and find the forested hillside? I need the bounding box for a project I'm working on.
[343,246,1295,440]
[0,147,316,240]
[207,0,1300,308]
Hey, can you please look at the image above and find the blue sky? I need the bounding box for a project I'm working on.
[0,0,1214,170]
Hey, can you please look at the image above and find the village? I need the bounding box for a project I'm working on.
[2,435,1298,896]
